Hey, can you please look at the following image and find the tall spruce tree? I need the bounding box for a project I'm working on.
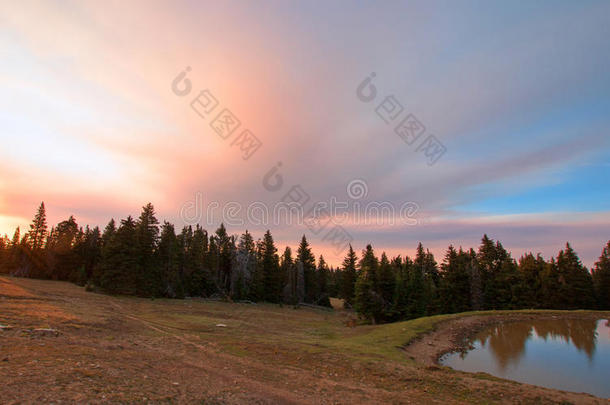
[214,224,234,295]
[327,266,341,299]
[47,215,80,281]
[249,238,265,301]
[515,253,545,308]
[19,202,49,277]
[540,258,562,308]
[157,222,182,297]
[93,219,116,285]
[592,241,610,309]
[27,202,48,251]
[467,248,483,311]
[7,227,21,274]
[135,203,160,296]
[100,216,138,295]
[77,226,102,284]
[0,235,6,273]
[377,252,396,319]
[280,246,296,304]
[392,256,411,320]
[439,246,471,314]
[177,226,192,296]
[409,243,430,318]
[340,245,358,308]
[477,234,496,309]
[233,230,255,300]
[476,235,517,309]
[260,230,281,302]
[423,248,440,314]
[556,243,595,309]
[296,235,316,303]
[316,255,331,307]
[102,219,116,247]
[354,244,383,323]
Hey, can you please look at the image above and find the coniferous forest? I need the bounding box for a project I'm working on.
[1,202,609,324]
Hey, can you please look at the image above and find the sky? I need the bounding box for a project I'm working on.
[1,0,609,267]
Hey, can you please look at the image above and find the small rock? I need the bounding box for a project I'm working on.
[216,323,227,327]
[172,382,179,385]
[2,356,8,361]
[32,328,59,337]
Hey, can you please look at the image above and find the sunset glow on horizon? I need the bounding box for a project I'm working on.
[2,0,610,267]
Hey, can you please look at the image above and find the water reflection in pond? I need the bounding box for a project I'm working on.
[441,318,610,398]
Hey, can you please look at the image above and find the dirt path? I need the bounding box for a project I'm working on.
[107,300,309,404]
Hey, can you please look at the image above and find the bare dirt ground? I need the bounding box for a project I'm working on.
[1,276,609,404]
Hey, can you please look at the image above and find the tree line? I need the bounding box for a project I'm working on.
[0,202,609,323]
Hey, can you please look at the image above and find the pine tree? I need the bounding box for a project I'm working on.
[439,246,471,314]
[214,224,234,295]
[92,220,116,285]
[423,248,440,314]
[260,230,281,302]
[296,235,316,303]
[340,245,358,308]
[181,225,211,296]
[47,215,80,281]
[248,238,264,301]
[102,219,116,247]
[495,241,519,309]
[592,241,610,309]
[27,202,48,251]
[7,227,21,274]
[540,258,561,308]
[280,246,296,304]
[316,255,331,307]
[100,216,138,295]
[177,226,193,296]
[74,225,101,285]
[377,252,396,319]
[515,253,544,308]
[392,256,411,320]
[409,243,430,318]
[556,243,595,309]
[157,222,183,298]
[327,266,341,299]
[135,203,160,296]
[232,230,254,300]
[477,234,496,309]
[476,235,517,309]
[354,244,383,323]
[0,235,8,273]
[18,202,49,278]
[207,236,220,294]
[467,248,483,310]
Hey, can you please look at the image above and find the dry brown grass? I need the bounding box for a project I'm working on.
[1,276,607,404]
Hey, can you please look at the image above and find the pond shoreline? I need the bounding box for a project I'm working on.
[404,311,610,367]
[404,311,610,402]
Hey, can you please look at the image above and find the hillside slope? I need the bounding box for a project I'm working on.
[0,276,605,404]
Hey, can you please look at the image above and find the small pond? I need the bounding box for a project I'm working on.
[441,318,610,398]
